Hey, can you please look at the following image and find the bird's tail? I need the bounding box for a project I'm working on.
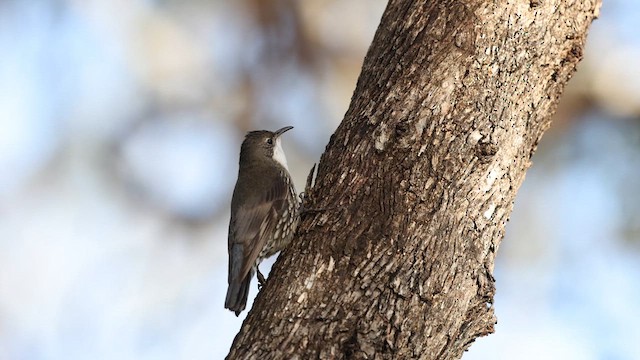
[225,245,252,316]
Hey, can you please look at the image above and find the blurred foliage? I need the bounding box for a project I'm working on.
[0,0,639,359]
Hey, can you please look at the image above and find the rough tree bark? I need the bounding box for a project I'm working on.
[228,0,600,359]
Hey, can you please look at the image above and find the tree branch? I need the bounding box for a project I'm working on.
[228,0,601,358]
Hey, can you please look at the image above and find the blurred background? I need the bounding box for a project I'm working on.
[0,0,638,359]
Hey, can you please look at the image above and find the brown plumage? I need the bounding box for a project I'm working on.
[225,126,298,316]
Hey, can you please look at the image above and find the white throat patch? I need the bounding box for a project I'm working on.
[272,137,288,170]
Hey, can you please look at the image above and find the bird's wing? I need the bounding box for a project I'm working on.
[231,171,290,281]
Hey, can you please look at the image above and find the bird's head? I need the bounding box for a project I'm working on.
[240,126,293,169]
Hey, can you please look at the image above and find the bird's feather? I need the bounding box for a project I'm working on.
[229,167,291,282]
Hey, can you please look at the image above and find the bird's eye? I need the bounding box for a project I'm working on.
[266,138,273,145]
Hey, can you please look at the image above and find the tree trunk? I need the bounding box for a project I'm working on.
[227,0,600,359]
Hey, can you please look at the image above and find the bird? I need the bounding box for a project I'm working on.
[225,126,299,316]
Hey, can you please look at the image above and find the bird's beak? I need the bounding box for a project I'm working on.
[274,126,294,138]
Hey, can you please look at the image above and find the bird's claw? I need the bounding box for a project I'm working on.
[257,268,266,290]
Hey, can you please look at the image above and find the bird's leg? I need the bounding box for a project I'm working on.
[257,267,266,289]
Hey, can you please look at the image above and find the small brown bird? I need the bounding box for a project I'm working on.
[225,126,299,315]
